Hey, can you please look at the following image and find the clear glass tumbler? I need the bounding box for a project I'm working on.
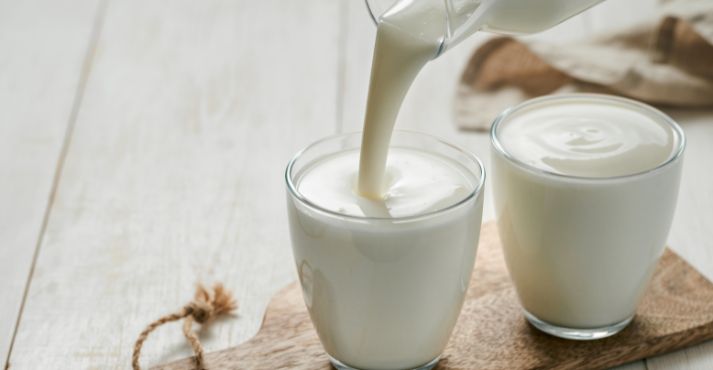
[286,131,485,370]
[490,94,685,340]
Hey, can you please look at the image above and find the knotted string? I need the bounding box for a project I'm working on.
[132,283,237,370]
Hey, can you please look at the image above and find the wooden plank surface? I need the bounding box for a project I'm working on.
[1,0,712,369]
[5,0,340,368]
[0,0,101,366]
[155,223,713,370]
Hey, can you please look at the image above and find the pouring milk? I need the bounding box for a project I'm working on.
[358,0,604,199]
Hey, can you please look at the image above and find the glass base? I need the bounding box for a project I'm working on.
[524,310,633,340]
[328,355,440,370]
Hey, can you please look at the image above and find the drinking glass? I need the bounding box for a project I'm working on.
[490,94,685,340]
[286,131,485,369]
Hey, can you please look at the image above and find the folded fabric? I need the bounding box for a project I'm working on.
[455,0,713,131]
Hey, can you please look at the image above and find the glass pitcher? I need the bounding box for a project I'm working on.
[366,0,605,57]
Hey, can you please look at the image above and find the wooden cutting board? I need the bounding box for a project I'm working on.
[155,222,713,370]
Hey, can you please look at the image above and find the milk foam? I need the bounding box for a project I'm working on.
[300,148,473,218]
[497,98,678,177]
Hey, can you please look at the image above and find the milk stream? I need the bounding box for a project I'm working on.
[357,1,446,198]
[357,0,604,199]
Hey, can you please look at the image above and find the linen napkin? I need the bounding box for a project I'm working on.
[455,0,713,131]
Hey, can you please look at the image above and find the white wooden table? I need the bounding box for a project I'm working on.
[1,0,711,369]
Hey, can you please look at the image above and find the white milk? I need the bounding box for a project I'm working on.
[357,2,444,198]
[492,95,684,330]
[288,143,484,369]
[496,99,676,177]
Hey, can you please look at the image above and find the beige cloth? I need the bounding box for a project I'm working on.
[455,0,713,131]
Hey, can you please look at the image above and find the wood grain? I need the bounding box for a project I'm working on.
[156,222,713,370]
[5,0,340,368]
[0,0,101,366]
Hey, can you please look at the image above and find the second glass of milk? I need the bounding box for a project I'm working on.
[491,94,685,340]
[286,131,485,369]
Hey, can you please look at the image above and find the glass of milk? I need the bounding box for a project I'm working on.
[286,131,485,369]
[491,94,685,340]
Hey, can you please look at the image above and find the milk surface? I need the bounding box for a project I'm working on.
[301,148,473,218]
[492,96,684,329]
[497,99,678,177]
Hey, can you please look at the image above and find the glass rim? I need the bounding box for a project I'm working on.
[285,130,486,222]
[490,93,686,182]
